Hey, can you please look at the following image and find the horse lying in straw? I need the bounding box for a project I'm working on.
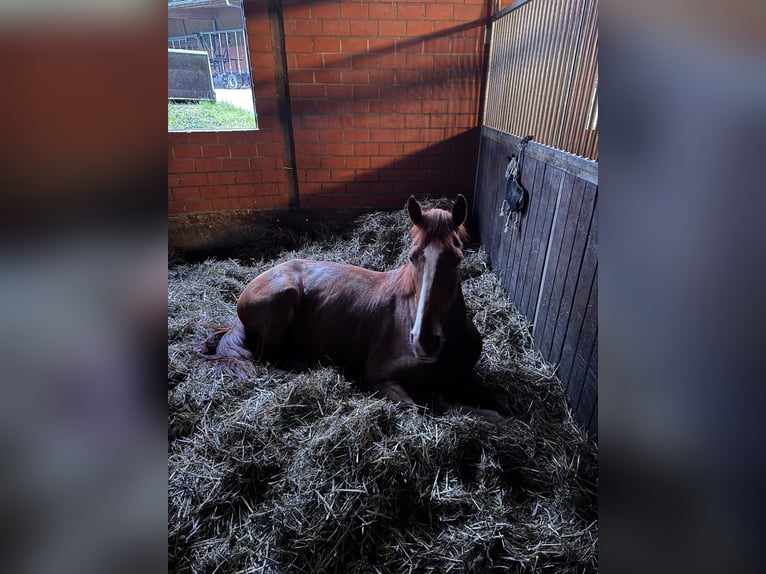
[209,195,504,422]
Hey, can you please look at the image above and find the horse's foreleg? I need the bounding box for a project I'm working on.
[432,393,505,424]
[373,381,416,406]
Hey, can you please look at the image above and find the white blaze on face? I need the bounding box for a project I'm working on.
[411,243,443,358]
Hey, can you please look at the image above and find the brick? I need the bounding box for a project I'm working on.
[395,38,424,54]
[431,114,454,128]
[454,6,482,21]
[426,5,453,20]
[314,37,341,52]
[229,144,259,157]
[311,3,339,18]
[302,169,331,183]
[295,85,326,99]
[173,145,203,159]
[324,85,352,102]
[350,20,378,37]
[172,187,200,201]
[320,157,346,168]
[322,19,350,36]
[249,156,278,170]
[352,85,378,100]
[331,169,356,182]
[353,115,379,128]
[344,129,369,143]
[379,20,405,37]
[201,144,230,158]
[215,132,248,143]
[405,115,429,128]
[378,142,403,156]
[318,129,344,143]
[257,143,283,157]
[370,101,395,114]
[298,156,321,169]
[399,5,426,19]
[340,4,368,19]
[326,115,353,129]
[294,53,323,69]
[284,3,311,19]
[168,202,184,214]
[346,157,370,169]
[212,198,239,211]
[168,159,194,173]
[369,4,396,19]
[178,173,208,186]
[188,132,219,145]
[369,70,396,84]
[289,69,314,84]
[342,37,368,54]
[200,185,229,199]
[406,54,434,68]
[368,38,393,54]
[183,199,213,213]
[379,54,406,69]
[235,172,261,184]
[294,19,322,36]
[315,70,341,83]
[261,170,284,183]
[369,128,396,142]
[195,159,223,172]
[342,69,369,84]
[395,101,421,114]
[328,143,354,156]
[249,53,274,69]
[354,143,379,156]
[395,69,422,84]
[298,115,328,129]
[394,129,421,142]
[221,158,251,171]
[208,172,237,185]
[406,20,434,36]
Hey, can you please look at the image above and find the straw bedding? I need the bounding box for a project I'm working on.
[168,198,598,573]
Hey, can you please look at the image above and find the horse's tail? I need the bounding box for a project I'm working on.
[202,318,255,377]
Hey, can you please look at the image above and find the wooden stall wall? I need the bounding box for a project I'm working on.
[474,127,597,439]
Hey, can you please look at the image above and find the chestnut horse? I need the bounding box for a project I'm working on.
[210,195,503,421]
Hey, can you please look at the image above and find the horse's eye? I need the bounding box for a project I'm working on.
[409,253,417,263]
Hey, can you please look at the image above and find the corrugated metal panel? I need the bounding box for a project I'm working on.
[483,0,598,160]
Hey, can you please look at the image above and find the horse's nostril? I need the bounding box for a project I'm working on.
[419,332,442,356]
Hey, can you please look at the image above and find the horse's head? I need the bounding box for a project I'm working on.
[406,195,468,363]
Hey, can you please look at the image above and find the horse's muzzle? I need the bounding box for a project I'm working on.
[409,330,444,363]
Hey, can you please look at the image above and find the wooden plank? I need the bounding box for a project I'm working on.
[564,263,598,397]
[557,194,597,387]
[504,155,539,305]
[510,157,543,318]
[532,170,573,346]
[576,351,598,433]
[518,159,550,320]
[481,126,598,186]
[587,397,597,441]
[539,177,586,360]
[549,181,597,365]
[527,166,564,329]
[265,0,299,207]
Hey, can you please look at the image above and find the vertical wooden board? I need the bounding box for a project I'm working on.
[505,155,538,306]
[532,169,573,347]
[588,397,598,441]
[518,159,550,319]
[487,140,509,269]
[477,137,503,265]
[549,181,597,365]
[527,166,565,328]
[564,265,598,396]
[576,355,598,435]
[511,157,544,319]
[539,176,586,360]
[557,196,597,387]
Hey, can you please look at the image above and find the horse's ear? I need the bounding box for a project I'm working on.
[452,194,467,227]
[407,195,423,225]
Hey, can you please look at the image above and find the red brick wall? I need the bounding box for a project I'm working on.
[168,0,489,214]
